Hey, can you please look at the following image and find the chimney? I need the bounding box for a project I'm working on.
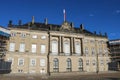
[18,20,22,25]
[99,32,102,36]
[32,16,34,24]
[71,22,74,28]
[45,18,48,25]
[105,32,108,37]
[94,31,96,34]
[8,20,12,27]
[80,24,84,30]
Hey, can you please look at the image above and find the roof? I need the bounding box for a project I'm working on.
[8,21,107,38]
[0,26,10,37]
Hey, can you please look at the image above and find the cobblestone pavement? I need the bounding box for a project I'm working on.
[0,71,120,80]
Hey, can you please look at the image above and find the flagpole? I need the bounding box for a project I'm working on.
[63,9,66,22]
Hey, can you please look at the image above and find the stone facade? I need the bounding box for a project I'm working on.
[5,21,110,74]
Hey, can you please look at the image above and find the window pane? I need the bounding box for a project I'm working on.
[64,41,70,55]
[32,35,37,38]
[18,58,24,66]
[19,43,25,52]
[75,42,81,54]
[41,45,46,54]
[9,43,15,51]
[31,44,36,53]
[30,59,36,66]
[40,59,45,66]
[52,40,58,54]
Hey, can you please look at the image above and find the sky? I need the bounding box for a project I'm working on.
[0,0,120,40]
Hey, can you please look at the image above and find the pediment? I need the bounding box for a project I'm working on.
[60,21,72,31]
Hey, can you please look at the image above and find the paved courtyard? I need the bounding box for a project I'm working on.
[0,71,120,80]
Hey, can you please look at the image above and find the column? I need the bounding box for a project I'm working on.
[59,36,61,53]
[73,37,75,54]
[70,37,73,55]
[61,36,63,53]
[81,38,84,56]
[49,35,52,54]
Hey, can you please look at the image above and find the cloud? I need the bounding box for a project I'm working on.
[89,14,94,17]
[116,10,120,14]
[109,32,120,37]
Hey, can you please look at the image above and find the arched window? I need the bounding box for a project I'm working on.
[66,58,72,72]
[64,40,70,55]
[52,40,58,55]
[75,41,81,55]
[79,58,83,71]
[53,58,59,72]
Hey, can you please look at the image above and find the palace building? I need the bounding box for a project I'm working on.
[109,39,120,71]
[5,17,110,75]
[0,26,11,73]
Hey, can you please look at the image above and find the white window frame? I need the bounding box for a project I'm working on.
[30,59,36,66]
[75,41,81,55]
[40,58,45,67]
[64,40,70,55]
[19,43,25,52]
[9,43,15,51]
[31,44,36,53]
[32,35,37,39]
[51,40,58,55]
[41,35,46,39]
[40,44,46,54]
[18,58,24,66]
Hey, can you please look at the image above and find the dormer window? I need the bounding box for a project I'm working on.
[21,33,26,38]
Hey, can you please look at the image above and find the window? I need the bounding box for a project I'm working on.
[21,33,26,38]
[9,43,15,51]
[30,59,36,66]
[11,32,16,37]
[18,69,23,73]
[32,35,37,39]
[91,48,95,56]
[90,40,95,44]
[86,60,89,65]
[99,47,102,55]
[51,40,58,55]
[19,43,25,52]
[106,60,109,65]
[85,47,89,56]
[41,35,46,39]
[40,58,45,66]
[75,42,81,55]
[100,60,104,65]
[40,45,46,54]
[64,40,70,55]
[78,58,83,71]
[31,44,36,53]
[18,58,24,66]
[92,60,96,66]
[53,58,59,72]
[8,57,14,65]
[84,39,88,43]
[66,58,72,72]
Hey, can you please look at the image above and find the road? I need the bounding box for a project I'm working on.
[0,71,120,80]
